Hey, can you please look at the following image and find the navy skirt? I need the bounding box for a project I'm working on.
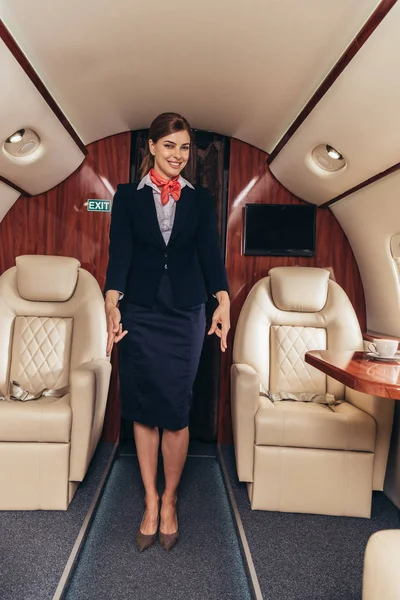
[118,271,206,430]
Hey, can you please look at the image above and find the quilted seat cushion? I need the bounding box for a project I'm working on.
[0,394,71,442]
[255,396,376,452]
[270,325,327,394]
[10,316,72,394]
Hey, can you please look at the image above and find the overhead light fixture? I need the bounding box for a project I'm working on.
[326,144,343,160]
[6,129,25,144]
[310,143,346,173]
[4,128,41,158]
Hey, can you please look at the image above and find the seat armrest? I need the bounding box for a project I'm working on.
[345,386,394,490]
[363,530,400,600]
[69,359,112,482]
[231,363,260,482]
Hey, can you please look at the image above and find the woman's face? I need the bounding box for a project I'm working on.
[149,130,191,180]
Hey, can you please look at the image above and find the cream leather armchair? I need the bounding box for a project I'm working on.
[231,266,394,517]
[0,255,111,510]
[363,531,400,599]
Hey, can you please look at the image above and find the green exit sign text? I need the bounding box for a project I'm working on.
[87,199,111,212]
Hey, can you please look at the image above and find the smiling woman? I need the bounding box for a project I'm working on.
[138,113,192,181]
[104,112,230,553]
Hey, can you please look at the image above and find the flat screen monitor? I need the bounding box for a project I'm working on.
[244,204,316,256]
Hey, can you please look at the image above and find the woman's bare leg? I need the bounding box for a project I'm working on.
[160,426,189,534]
[134,422,160,534]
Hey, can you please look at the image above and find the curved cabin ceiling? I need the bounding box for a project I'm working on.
[269,0,400,205]
[1,0,379,148]
[0,36,85,196]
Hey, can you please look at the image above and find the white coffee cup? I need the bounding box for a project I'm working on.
[368,338,398,358]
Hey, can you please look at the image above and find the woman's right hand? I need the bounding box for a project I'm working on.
[106,305,128,356]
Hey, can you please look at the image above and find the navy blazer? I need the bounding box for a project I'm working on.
[104,182,229,308]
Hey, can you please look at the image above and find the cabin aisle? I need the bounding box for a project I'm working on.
[64,449,252,600]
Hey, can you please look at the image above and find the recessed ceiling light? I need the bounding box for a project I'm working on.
[326,144,343,160]
[6,129,25,144]
[4,128,40,157]
[310,143,346,173]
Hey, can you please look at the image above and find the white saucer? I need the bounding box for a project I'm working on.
[366,352,400,362]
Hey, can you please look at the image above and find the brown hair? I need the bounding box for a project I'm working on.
[138,112,192,179]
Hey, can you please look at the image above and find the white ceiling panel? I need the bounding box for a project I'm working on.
[1,0,379,147]
[270,1,400,205]
[0,39,85,195]
[331,170,400,336]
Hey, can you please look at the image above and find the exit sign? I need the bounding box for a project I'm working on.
[87,199,111,212]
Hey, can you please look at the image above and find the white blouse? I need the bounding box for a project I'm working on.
[137,172,194,244]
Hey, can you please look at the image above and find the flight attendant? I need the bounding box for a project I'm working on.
[104,112,230,552]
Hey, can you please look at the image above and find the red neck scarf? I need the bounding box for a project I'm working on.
[149,168,181,206]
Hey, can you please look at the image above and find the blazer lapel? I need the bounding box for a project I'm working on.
[135,184,194,248]
[168,186,193,247]
[136,185,166,248]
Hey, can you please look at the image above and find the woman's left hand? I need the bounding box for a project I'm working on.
[208,292,230,352]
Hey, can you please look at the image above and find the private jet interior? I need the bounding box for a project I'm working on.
[1,1,400,599]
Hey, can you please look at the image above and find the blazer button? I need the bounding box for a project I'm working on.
[164,252,167,258]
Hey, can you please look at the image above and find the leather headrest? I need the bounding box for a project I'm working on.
[16,255,81,302]
[269,266,330,312]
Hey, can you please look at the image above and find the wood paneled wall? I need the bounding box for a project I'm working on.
[0,131,131,442]
[218,138,367,444]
